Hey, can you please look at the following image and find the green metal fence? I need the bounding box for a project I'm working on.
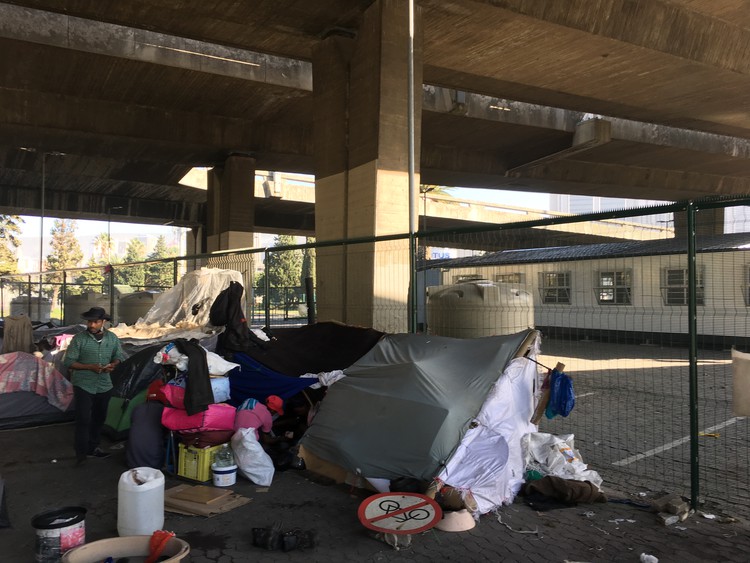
[2,196,749,518]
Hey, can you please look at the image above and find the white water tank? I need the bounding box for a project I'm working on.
[63,292,112,326]
[117,291,161,325]
[10,296,52,322]
[427,280,534,338]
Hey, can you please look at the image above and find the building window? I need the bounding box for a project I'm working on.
[539,272,571,304]
[596,270,632,305]
[453,274,485,284]
[662,268,704,305]
[495,273,525,284]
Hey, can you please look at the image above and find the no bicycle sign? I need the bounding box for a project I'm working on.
[358,492,443,535]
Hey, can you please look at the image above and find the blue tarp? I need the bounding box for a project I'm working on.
[228,353,316,406]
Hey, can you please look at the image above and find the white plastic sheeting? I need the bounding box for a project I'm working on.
[138,268,243,327]
[436,353,538,514]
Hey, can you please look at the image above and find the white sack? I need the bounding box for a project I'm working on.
[231,428,275,487]
[521,432,602,489]
[204,348,240,376]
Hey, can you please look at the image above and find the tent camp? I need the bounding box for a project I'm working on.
[0,352,74,429]
[300,329,540,514]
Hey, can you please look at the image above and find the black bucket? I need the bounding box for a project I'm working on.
[31,506,86,563]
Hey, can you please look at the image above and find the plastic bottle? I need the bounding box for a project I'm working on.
[214,443,234,468]
[117,467,165,536]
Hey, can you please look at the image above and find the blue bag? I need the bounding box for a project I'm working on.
[545,369,575,418]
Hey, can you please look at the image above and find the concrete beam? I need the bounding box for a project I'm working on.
[0,3,312,91]
[0,183,203,226]
[0,88,313,167]
[424,86,750,160]
[513,160,750,200]
[478,0,750,74]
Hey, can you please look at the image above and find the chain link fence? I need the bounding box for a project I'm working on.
[2,197,749,517]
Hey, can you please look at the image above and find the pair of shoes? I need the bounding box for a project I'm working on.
[87,447,111,459]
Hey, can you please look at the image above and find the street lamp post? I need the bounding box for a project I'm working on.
[107,206,123,264]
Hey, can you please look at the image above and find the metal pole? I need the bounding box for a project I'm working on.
[264,249,271,329]
[687,202,700,509]
[407,0,417,333]
[38,153,45,321]
[107,212,112,264]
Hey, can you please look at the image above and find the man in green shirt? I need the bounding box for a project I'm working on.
[64,306,126,465]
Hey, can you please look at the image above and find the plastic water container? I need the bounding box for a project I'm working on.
[117,468,165,536]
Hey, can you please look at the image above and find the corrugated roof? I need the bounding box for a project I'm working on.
[429,232,750,269]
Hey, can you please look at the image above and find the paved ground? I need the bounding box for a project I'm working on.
[1,421,749,563]
[537,338,750,521]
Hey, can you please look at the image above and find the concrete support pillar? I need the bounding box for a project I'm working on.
[313,0,422,332]
[206,155,257,252]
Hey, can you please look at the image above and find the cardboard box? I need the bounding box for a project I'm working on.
[177,443,224,482]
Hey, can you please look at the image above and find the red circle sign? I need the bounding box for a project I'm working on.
[358,492,443,535]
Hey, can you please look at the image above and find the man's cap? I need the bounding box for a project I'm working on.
[81,306,111,321]
[266,395,284,416]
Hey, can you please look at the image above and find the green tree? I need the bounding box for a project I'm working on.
[0,215,23,275]
[73,257,106,294]
[265,235,303,309]
[91,232,114,264]
[145,235,176,290]
[115,238,147,290]
[46,219,84,308]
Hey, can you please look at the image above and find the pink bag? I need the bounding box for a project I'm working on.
[161,384,187,410]
[161,403,236,432]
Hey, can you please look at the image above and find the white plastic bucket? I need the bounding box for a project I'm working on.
[117,467,165,536]
[31,506,86,563]
[211,463,237,487]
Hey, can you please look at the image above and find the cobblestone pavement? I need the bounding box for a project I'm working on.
[2,422,749,562]
[537,338,750,521]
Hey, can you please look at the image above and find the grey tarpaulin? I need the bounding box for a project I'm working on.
[300,329,534,482]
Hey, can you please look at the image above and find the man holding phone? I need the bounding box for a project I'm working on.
[64,307,126,465]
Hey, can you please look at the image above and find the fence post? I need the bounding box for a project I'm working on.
[26,275,32,317]
[108,265,116,323]
[687,202,700,509]
[264,248,271,328]
[61,270,67,325]
[305,276,315,324]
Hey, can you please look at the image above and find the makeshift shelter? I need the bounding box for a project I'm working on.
[300,329,539,514]
[241,321,384,376]
[0,352,74,429]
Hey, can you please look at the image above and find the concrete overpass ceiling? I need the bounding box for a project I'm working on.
[1,0,372,59]
[0,39,310,121]
[421,0,750,139]
[0,0,748,234]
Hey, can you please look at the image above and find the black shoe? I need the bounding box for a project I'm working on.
[87,448,111,459]
[75,456,87,467]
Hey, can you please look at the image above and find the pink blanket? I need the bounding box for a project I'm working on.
[0,352,73,411]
